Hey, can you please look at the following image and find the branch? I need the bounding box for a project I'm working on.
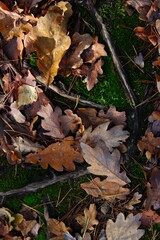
[0,168,89,199]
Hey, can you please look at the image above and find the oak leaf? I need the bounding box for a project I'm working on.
[141,210,160,226]
[59,109,84,136]
[80,122,129,151]
[81,177,130,200]
[76,204,99,232]
[29,1,73,85]
[37,104,64,139]
[83,59,104,91]
[98,106,127,126]
[106,213,145,240]
[145,167,160,210]
[80,142,130,186]
[125,192,142,210]
[10,101,26,123]
[47,218,70,240]
[82,36,107,63]
[25,136,83,171]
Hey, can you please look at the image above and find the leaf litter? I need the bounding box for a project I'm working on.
[0,0,159,239]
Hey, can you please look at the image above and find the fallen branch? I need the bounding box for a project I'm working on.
[0,168,89,199]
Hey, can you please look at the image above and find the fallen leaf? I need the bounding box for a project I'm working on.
[83,59,104,91]
[59,32,93,74]
[81,36,107,63]
[10,101,26,123]
[81,177,130,200]
[37,104,64,139]
[106,213,145,240]
[0,7,36,40]
[141,210,160,226]
[12,136,43,154]
[98,106,127,126]
[47,218,69,239]
[145,167,160,210]
[29,1,73,85]
[25,136,83,171]
[17,84,38,108]
[77,108,110,129]
[76,204,99,232]
[80,122,129,151]
[125,192,142,210]
[59,109,84,136]
[0,208,15,236]
[80,142,130,186]
[134,52,144,68]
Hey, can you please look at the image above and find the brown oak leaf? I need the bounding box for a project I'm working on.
[59,109,84,136]
[125,192,142,210]
[76,204,99,232]
[80,122,129,151]
[141,210,160,226]
[145,167,160,210]
[37,104,64,139]
[81,177,130,200]
[47,218,70,240]
[106,213,145,240]
[25,136,83,171]
[81,36,107,63]
[80,142,130,186]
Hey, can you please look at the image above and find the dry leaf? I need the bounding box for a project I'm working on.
[0,7,36,40]
[125,192,142,210]
[59,32,93,73]
[141,210,160,226]
[82,36,107,63]
[10,101,26,123]
[47,218,69,239]
[29,1,73,85]
[76,204,99,232]
[106,213,145,240]
[37,104,64,139]
[98,106,126,126]
[80,122,129,151]
[83,59,104,91]
[80,142,130,186]
[12,136,43,154]
[81,177,130,200]
[25,136,83,171]
[77,108,110,129]
[17,84,38,108]
[59,109,84,136]
[145,167,160,210]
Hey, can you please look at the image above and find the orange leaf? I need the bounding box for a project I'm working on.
[25,136,83,171]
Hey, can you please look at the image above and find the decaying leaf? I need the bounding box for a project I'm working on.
[59,109,84,136]
[141,210,160,226]
[10,101,26,123]
[0,208,15,237]
[29,1,73,85]
[76,204,99,232]
[12,136,43,154]
[81,177,130,200]
[80,142,130,186]
[81,122,129,151]
[125,192,142,210]
[106,213,145,240]
[47,218,70,239]
[83,59,104,91]
[37,104,64,139]
[25,136,83,171]
[145,167,160,210]
[17,84,38,108]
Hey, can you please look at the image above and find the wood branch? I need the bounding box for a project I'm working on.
[0,168,89,199]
